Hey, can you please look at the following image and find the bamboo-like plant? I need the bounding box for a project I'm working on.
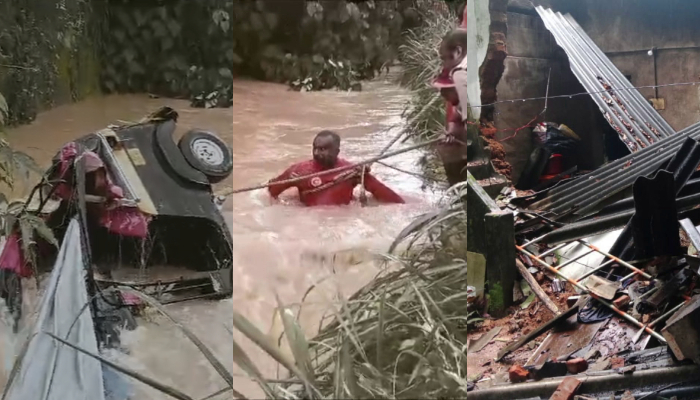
[221,182,474,399]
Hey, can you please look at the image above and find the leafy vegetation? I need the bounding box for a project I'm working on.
[0,92,56,274]
[0,0,100,125]
[397,1,456,141]
[99,0,422,105]
[223,182,474,399]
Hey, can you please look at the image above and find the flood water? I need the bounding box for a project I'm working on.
[0,73,441,398]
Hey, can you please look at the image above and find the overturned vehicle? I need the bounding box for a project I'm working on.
[0,108,233,399]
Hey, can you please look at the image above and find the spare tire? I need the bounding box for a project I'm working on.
[178,129,233,183]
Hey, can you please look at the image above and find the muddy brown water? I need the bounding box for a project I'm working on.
[0,75,441,398]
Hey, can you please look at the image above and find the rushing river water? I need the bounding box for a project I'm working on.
[0,73,440,398]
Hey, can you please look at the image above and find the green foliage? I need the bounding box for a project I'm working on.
[100,0,422,100]
[0,0,98,125]
[224,183,474,399]
[99,0,234,108]
[0,91,56,271]
[397,1,455,140]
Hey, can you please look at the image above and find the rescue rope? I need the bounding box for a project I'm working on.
[216,137,442,197]
[216,95,443,198]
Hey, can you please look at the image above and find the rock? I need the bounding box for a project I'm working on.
[508,365,529,383]
[616,365,636,374]
[535,272,545,283]
[589,358,611,372]
[584,348,601,361]
[550,377,581,400]
[566,358,589,374]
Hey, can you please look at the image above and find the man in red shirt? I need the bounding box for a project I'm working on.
[268,130,405,206]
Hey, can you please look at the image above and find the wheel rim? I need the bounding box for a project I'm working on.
[191,138,225,166]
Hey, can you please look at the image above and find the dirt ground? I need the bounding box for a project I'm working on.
[467,280,575,382]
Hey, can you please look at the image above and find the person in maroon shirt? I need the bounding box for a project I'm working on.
[268,130,405,207]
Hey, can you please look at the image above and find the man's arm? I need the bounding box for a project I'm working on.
[268,167,296,198]
[363,172,405,204]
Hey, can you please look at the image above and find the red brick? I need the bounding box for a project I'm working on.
[508,364,529,383]
[566,358,589,374]
[610,356,625,369]
[550,377,581,400]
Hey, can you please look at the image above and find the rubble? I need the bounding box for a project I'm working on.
[470,135,700,398]
[550,377,581,400]
[661,295,700,364]
[509,365,530,383]
[565,358,588,374]
[467,7,700,400]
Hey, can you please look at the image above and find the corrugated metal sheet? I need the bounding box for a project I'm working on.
[523,7,700,219]
[536,7,675,152]
[527,121,700,218]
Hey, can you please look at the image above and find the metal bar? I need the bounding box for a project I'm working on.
[621,272,636,282]
[575,259,615,282]
[578,241,652,279]
[517,245,666,343]
[466,365,700,400]
[554,249,595,270]
[522,234,547,248]
[540,243,569,258]
[632,298,687,343]
[650,301,686,328]
[96,133,139,201]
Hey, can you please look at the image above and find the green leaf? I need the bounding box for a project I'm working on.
[167,20,181,37]
[218,68,233,80]
[275,295,314,385]
[151,20,167,38]
[521,292,535,309]
[264,12,278,29]
[230,310,317,389]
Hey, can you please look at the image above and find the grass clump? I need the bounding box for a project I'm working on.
[227,182,476,399]
[396,0,455,141]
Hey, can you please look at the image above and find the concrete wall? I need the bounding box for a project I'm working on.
[495,11,605,182]
[499,0,700,181]
[553,0,700,132]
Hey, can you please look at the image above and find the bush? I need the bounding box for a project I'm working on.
[100,0,235,108]
[0,0,99,124]
[228,183,475,399]
[99,0,423,106]
[397,0,456,140]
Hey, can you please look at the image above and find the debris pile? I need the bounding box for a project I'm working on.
[466,5,700,399]
[468,138,700,398]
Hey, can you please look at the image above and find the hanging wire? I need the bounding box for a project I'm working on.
[461,79,700,109]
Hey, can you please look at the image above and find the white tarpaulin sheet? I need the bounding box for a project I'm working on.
[5,218,106,400]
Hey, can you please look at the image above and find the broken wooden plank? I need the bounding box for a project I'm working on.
[496,296,587,361]
[516,259,560,314]
[468,326,503,354]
